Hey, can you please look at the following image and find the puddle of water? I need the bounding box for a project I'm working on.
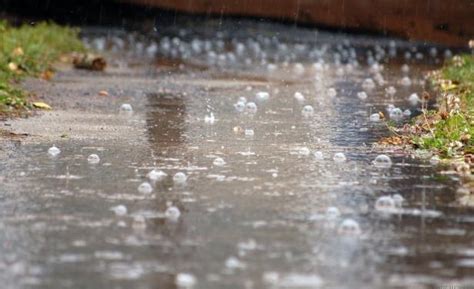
[1,19,473,289]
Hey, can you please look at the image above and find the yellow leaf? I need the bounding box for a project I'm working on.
[441,82,457,91]
[32,102,52,110]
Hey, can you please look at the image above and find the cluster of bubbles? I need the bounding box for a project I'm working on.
[70,29,458,285]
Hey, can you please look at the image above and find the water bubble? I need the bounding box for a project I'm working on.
[165,206,181,220]
[256,91,270,102]
[293,63,305,75]
[385,86,396,97]
[404,52,412,60]
[173,172,187,185]
[389,107,404,121]
[338,218,361,236]
[244,128,255,137]
[110,205,127,216]
[400,76,412,86]
[267,63,277,72]
[362,78,376,90]
[430,155,440,165]
[312,62,324,71]
[333,153,346,163]
[301,105,314,117]
[386,104,395,113]
[313,151,324,160]
[120,103,133,112]
[87,154,100,164]
[294,92,305,103]
[297,147,310,156]
[234,101,245,112]
[176,273,196,288]
[403,109,412,117]
[327,88,337,98]
[392,194,405,208]
[357,91,368,100]
[225,256,246,270]
[408,93,420,106]
[444,49,453,59]
[373,154,392,168]
[138,182,153,194]
[369,113,380,122]
[147,169,167,182]
[401,64,410,73]
[132,215,147,230]
[213,157,226,166]
[375,196,397,213]
[204,112,215,124]
[325,207,341,219]
[245,102,258,114]
[48,145,61,157]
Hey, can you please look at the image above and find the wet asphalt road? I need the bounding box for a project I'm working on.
[1,19,473,289]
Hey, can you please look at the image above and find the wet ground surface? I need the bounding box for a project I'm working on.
[1,19,474,289]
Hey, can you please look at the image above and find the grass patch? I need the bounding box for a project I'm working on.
[0,21,86,114]
[412,54,474,158]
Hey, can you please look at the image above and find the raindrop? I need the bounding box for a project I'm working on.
[373,154,392,168]
[301,105,314,117]
[176,273,196,288]
[110,205,127,216]
[173,172,188,185]
[87,154,100,164]
[338,218,361,236]
[213,157,226,166]
[48,145,61,157]
[138,182,153,194]
[333,153,346,163]
[165,206,181,220]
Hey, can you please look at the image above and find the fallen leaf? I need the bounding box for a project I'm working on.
[12,47,24,57]
[8,62,18,71]
[40,70,54,80]
[32,102,52,110]
[98,90,109,96]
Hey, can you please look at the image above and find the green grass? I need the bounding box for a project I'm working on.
[0,21,86,113]
[415,54,474,158]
